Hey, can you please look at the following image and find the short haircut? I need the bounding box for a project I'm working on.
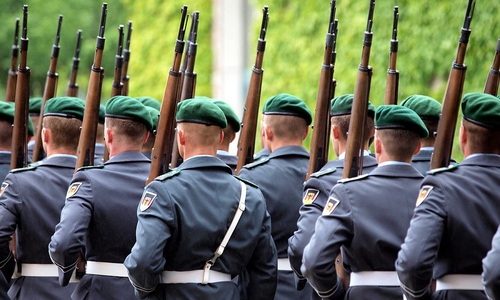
[463,119,500,154]
[331,115,374,144]
[376,129,420,161]
[422,119,438,142]
[105,117,148,145]
[177,122,221,148]
[43,116,82,151]
[0,120,13,149]
[264,115,308,141]
[222,124,236,145]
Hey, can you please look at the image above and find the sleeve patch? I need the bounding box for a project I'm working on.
[416,185,433,207]
[303,189,320,205]
[140,191,158,211]
[0,182,8,197]
[323,197,340,215]
[66,182,82,198]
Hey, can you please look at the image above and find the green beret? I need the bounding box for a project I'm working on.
[44,97,86,120]
[330,94,376,118]
[98,104,105,124]
[462,93,500,130]
[400,95,441,120]
[375,105,429,138]
[146,106,159,132]
[29,97,43,115]
[105,96,153,131]
[263,93,312,125]
[136,96,161,111]
[28,116,34,136]
[176,98,227,128]
[0,101,15,122]
[211,99,241,132]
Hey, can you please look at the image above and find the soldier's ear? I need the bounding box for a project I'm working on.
[42,127,50,143]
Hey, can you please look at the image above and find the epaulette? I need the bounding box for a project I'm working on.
[77,165,105,171]
[310,167,337,178]
[337,173,369,184]
[10,165,37,173]
[234,175,259,188]
[157,168,181,181]
[253,153,262,161]
[243,157,269,169]
[427,163,459,175]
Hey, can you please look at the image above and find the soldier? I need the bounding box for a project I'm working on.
[238,93,312,300]
[48,96,152,300]
[302,105,427,300]
[396,93,500,300]
[211,99,240,172]
[136,96,161,111]
[288,94,378,297]
[141,106,159,159]
[400,94,452,175]
[0,97,85,299]
[0,101,15,181]
[483,225,500,300]
[253,119,271,161]
[27,97,42,161]
[124,98,277,300]
[94,104,106,164]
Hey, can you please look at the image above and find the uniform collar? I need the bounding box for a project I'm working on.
[269,145,309,159]
[105,151,150,165]
[178,155,233,174]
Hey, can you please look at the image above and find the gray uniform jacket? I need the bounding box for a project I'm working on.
[0,155,78,300]
[302,163,423,300]
[288,155,378,296]
[239,145,312,300]
[0,153,10,182]
[396,154,500,300]
[483,225,500,300]
[216,150,238,173]
[124,156,277,300]
[49,151,151,300]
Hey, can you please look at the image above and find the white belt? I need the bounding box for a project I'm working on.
[435,274,483,291]
[161,270,231,284]
[277,258,292,271]
[349,271,399,286]
[86,261,128,277]
[21,264,58,277]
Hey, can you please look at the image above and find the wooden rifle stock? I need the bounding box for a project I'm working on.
[235,7,269,174]
[147,6,189,185]
[5,18,20,103]
[121,21,132,96]
[384,6,399,105]
[338,1,375,291]
[484,38,500,96]
[74,3,107,279]
[32,15,63,162]
[430,0,475,169]
[10,5,30,264]
[171,11,200,168]
[307,1,337,180]
[66,30,82,97]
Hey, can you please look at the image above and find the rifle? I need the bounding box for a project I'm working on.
[10,5,30,263]
[147,6,189,185]
[430,0,475,169]
[484,38,500,96]
[66,29,82,97]
[5,18,20,103]
[171,11,200,169]
[110,25,124,97]
[32,15,63,162]
[121,21,132,96]
[342,0,375,179]
[235,7,269,174]
[306,1,337,180]
[329,19,338,103]
[384,6,399,105]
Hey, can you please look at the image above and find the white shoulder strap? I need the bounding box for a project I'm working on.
[202,181,246,284]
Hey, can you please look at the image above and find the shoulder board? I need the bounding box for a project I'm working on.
[157,168,181,181]
[253,153,262,161]
[10,165,37,173]
[233,176,259,188]
[244,157,270,169]
[77,165,105,171]
[310,167,337,178]
[337,173,369,184]
[427,163,459,175]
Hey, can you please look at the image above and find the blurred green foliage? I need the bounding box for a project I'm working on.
[1,0,499,162]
